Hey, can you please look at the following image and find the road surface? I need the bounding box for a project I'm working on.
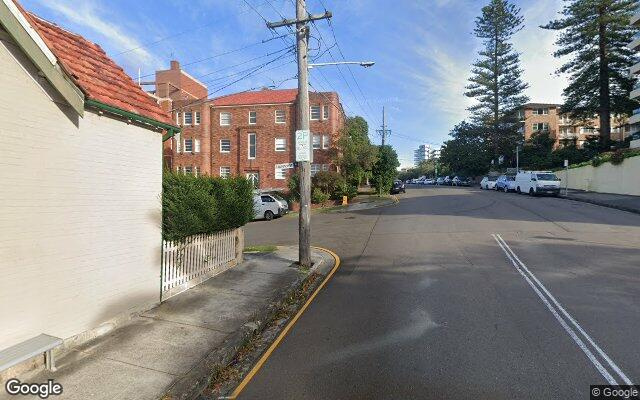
[242,186,640,399]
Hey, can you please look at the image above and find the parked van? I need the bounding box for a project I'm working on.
[515,171,561,196]
[253,193,288,220]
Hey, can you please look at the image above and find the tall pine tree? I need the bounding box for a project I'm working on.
[542,0,639,144]
[465,0,529,162]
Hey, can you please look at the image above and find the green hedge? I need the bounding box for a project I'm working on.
[553,148,640,171]
[162,172,254,242]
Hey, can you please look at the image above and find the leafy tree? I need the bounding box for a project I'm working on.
[542,0,639,143]
[439,122,491,176]
[334,116,378,186]
[465,0,529,161]
[519,131,555,170]
[371,145,400,195]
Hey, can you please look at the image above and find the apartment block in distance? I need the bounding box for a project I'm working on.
[628,11,640,148]
[152,60,345,190]
[517,103,631,148]
[413,144,440,166]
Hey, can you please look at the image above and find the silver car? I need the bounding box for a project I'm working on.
[254,194,288,221]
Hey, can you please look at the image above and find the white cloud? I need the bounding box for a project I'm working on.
[34,0,164,70]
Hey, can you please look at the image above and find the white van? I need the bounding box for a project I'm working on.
[515,171,561,196]
[253,193,288,220]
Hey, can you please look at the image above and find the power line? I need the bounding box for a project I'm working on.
[195,46,293,80]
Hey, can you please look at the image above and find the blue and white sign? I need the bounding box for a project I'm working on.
[295,129,311,162]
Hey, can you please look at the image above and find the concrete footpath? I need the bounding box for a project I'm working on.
[1,247,335,400]
[561,189,640,214]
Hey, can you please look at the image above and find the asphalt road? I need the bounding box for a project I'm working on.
[241,186,640,399]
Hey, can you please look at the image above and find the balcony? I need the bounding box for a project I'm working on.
[629,108,640,124]
[632,12,640,26]
[629,34,640,51]
[632,85,640,100]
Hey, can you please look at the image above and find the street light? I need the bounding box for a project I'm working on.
[308,61,375,69]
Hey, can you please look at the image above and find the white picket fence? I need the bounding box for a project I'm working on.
[161,228,242,300]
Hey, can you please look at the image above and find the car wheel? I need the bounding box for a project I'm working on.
[264,210,274,221]
[529,188,535,196]
[504,186,509,193]
[517,187,521,194]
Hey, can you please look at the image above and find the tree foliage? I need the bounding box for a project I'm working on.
[542,0,639,143]
[465,0,529,160]
[371,145,400,194]
[439,122,492,177]
[335,116,378,186]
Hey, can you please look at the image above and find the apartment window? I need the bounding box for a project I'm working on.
[184,138,194,152]
[220,139,231,153]
[310,105,321,120]
[322,134,330,149]
[184,166,193,175]
[220,112,232,126]
[532,123,549,132]
[517,110,525,120]
[323,105,329,119]
[248,133,257,159]
[275,110,286,124]
[322,164,329,171]
[312,135,321,149]
[275,166,286,180]
[195,111,201,125]
[311,164,321,176]
[220,166,231,179]
[560,127,574,134]
[249,111,257,124]
[275,138,287,151]
[176,165,182,173]
[184,111,193,125]
[176,112,181,125]
[535,108,549,115]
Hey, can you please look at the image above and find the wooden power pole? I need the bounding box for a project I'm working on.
[267,0,331,268]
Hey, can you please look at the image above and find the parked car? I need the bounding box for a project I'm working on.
[253,193,288,220]
[480,176,498,190]
[515,171,561,196]
[496,175,516,192]
[452,176,472,186]
[391,180,406,194]
[436,177,445,185]
[424,178,435,185]
[443,176,453,186]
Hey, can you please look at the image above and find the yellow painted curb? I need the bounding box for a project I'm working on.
[228,246,341,399]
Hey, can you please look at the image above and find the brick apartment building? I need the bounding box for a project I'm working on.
[152,60,344,190]
[518,103,632,148]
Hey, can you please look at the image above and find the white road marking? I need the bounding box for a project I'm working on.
[492,234,633,385]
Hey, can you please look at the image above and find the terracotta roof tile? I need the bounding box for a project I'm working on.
[15,3,175,127]
[210,89,299,106]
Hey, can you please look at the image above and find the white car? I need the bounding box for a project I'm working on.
[424,178,435,185]
[515,171,561,196]
[480,176,498,190]
[253,193,288,220]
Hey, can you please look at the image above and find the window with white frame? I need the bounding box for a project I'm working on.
[517,110,525,120]
[220,112,231,126]
[535,108,549,115]
[220,166,231,178]
[184,138,194,152]
[275,165,286,180]
[560,127,574,134]
[195,111,201,125]
[275,110,286,124]
[275,138,286,151]
[322,134,330,149]
[322,164,329,171]
[310,105,321,120]
[184,111,193,125]
[248,133,257,159]
[220,139,231,153]
[532,123,549,132]
[184,166,193,175]
[249,111,257,124]
[176,165,182,173]
[311,164,321,176]
[312,134,321,149]
[323,105,329,119]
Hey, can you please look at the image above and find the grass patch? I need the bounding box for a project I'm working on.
[243,245,278,253]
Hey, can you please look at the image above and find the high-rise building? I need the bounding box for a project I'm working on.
[413,144,439,166]
[628,11,640,147]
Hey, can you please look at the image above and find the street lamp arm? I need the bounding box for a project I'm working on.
[308,61,375,69]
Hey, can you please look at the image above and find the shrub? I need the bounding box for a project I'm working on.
[311,187,330,204]
[312,171,345,195]
[334,182,358,200]
[610,149,625,165]
[591,155,605,167]
[162,172,254,242]
[287,173,300,202]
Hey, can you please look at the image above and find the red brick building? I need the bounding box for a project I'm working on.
[153,60,345,190]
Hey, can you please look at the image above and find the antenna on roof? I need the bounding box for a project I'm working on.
[137,67,141,86]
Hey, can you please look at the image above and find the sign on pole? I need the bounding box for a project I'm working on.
[564,159,569,167]
[275,162,295,170]
[295,129,311,162]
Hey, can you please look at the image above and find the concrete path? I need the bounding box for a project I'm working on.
[561,189,640,214]
[0,247,334,400]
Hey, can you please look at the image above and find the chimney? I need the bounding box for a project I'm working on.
[170,60,180,70]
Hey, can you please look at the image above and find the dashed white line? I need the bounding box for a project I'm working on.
[492,234,633,385]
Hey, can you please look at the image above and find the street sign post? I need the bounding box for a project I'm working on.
[564,159,569,196]
[295,129,311,162]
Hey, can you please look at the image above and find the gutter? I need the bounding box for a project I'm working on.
[85,99,180,141]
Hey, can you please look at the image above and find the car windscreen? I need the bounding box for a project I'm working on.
[536,174,558,181]
[488,176,497,181]
[270,194,286,202]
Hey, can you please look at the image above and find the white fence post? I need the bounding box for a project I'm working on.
[161,228,243,300]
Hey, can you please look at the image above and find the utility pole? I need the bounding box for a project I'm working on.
[381,106,386,146]
[267,0,331,268]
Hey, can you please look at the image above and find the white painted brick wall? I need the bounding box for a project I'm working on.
[0,30,163,349]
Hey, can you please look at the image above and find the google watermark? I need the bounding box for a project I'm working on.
[5,378,62,399]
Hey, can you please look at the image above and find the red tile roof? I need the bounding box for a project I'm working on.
[16,4,174,127]
[210,89,299,106]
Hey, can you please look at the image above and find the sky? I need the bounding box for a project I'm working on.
[21,0,569,168]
